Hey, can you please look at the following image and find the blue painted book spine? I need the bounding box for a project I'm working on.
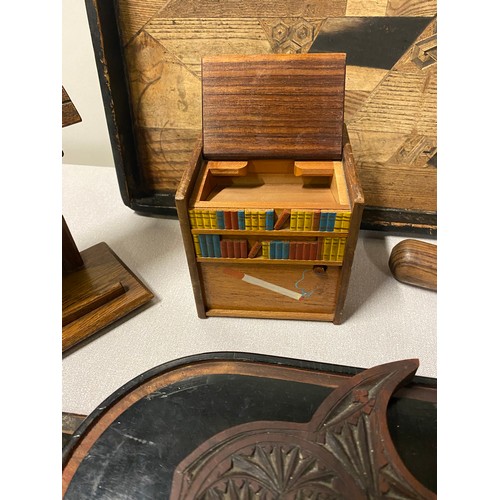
[265,210,274,230]
[199,234,208,257]
[238,210,246,230]
[216,210,225,229]
[282,241,289,259]
[206,235,214,257]
[319,212,328,232]
[212,234,221,257]
[270,240,276,259]
[275,241,283,259]
[326,212,336,232]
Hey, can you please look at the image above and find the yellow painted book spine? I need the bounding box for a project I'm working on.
[290,210,298,231]
[304,211,313,231]
[258,210,266,230]
[322,237,332,260]
[245,210,252,231]
[192,234,201,257]
[209,210,217,229]
[338,237,347,262]
[296,211,305,231]
[341,212,351,232]
[195,210,203,229]
[202,210,210,229]
[251,211,259,231]
[334,213,342,233]
[262,241,270,259]
[330,238,339,262]
[189,209,197,229]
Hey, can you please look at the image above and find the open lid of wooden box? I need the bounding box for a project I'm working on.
[202,53,346,160]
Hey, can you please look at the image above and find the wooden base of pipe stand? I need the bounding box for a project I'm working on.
[62,88,153,353]
[62,219,154,353]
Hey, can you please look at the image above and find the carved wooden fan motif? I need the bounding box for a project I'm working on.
[170,359,434,499]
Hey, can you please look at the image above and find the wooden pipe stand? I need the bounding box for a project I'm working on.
[62,87,153,353]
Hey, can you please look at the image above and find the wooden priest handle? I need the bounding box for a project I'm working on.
[207,161,248,176]
[389,239,437,291]
[294,161,334,177]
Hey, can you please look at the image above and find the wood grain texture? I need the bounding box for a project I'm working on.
[62,86,82,128]
[333,126,364,324]
[89,0,437,232]
[157,0,348,18]
[386,0,437,16]
[346,0,388,16]
[346,17,437,213]
[170,359,434,499]
[177,120,362,322]
[62,354,436,498]
[62,216,84,273]
[175,139,207,318]
[389,239,436,290]
[202,53,346,160]
[201,262,340,316]
[116,0,166,44]
[294,161,334,177]
[62,242,154,352]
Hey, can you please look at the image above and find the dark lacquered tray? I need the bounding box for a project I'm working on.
[63,352,436,498]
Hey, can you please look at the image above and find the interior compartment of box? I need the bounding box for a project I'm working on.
[191,159,351,210]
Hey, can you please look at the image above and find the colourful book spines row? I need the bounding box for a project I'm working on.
[189,209,276,230]
[289,210,351,232]
[260,240,320,261]
[244,210,274,231]
[321,237,347,262]
[189,208,351,233]
[188,209,243,229]
[194,234,248,258]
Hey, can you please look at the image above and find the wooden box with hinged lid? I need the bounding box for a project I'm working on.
[176,53,364,323]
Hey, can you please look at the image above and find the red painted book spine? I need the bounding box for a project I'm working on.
[240,240,248,258]
[310,241,318,260]
[289,241,297,260]
[312,210,321,231]
[230,211,239,229]
[226,240,234,258]
[224,211,232,229]
[233,240,241,258]
[248,241,262,258]
[316,239,323,260]
[274,209,291,230]
[220,239,228,258]
[296,242,304,260]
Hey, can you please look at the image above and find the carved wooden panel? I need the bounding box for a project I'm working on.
[62,354,436,498]
[170,359,434,499]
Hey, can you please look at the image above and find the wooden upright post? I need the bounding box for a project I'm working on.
[62,87,153,352]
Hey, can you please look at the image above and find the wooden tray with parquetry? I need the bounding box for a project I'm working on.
[85,0,437,235]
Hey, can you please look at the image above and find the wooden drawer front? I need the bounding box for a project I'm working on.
[200,261,339,316]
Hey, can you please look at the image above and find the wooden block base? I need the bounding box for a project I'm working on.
[62,242,154,352]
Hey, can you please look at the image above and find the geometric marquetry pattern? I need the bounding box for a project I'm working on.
[116,0,436,214]
[170,360,435,499]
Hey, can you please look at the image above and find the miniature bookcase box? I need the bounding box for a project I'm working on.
[176,53,364,323]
